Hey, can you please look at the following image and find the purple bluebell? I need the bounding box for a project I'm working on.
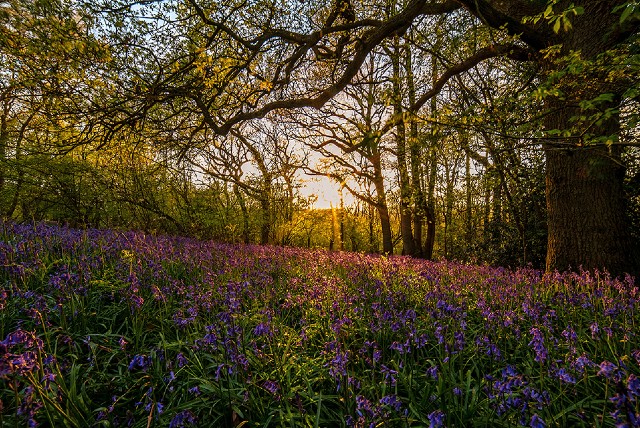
[169,410,198,427]
[529,328,547,363]
[530,413,546,428]
[427,410,445,428]
[379,394,402,412]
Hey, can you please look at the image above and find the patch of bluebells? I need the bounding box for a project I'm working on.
[1,220,639,426]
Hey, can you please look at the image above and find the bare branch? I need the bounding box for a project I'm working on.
[208,0,461,135]
[378,43,534,135]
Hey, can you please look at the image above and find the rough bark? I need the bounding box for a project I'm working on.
[538,2,633,274]
[544,99,630,274]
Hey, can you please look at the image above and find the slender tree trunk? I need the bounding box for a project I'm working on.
[423,49,440,260]
[405,37,425,257]
[0,97,8,192]
[491,175,502,243]
[6,109,35,218]
[372,154,393,254]
[482,173,492,238]
[465,151,473,241]
[339,186,345,251]
[259,195,271,245]
[368,202,376,253]
[390,36,415,256]
[424,145,437,260]
[283,175,295,223]
[233,184,250,244]
[444,160,455,259]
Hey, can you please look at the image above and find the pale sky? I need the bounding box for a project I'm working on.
[300,176,355,209]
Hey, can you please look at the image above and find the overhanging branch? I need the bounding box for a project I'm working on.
[207,0,461,135]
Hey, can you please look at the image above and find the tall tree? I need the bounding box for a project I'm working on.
[454,0,638,274]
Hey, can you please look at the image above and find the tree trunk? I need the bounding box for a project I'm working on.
[259,197,271,245]
[406,36,425,257]
[458,0,635,275]
[443,159,455,259]
[539,2,633,275]
[465,151,473,241]
[544,104,631,274]
[372,154,393,254]
[368,202,376,253]
[258,180,272,245]
[0,96,8,192]
[424,145,437,260]
[423,48,440,261]
[233,184,250,244]
[339,187,345,251]
[390,36,415,256]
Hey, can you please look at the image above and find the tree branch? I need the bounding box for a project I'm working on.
[208,0,461,135]
[378,43,534,135]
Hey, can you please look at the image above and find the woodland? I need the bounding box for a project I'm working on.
[1,0,639,275]
[3,2,640,426]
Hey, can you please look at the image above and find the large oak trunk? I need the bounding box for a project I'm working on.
[540,1,633,275]
[545,145,630,274]
[544,97,632,274]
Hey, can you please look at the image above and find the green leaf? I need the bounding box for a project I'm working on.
[553,18,561,33]
[592,93,615,103]
[543,4,554,18]
[620,5,633,23]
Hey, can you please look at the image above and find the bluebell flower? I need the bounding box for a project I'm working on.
[379,394,402,412]
[128,354,151,371]
[427,365,438,380]
[590,322,600,339]
[530,413,546,428]
[529,328,547,363]
[169,410,198,427]
[597,361,618,380]
[253,322,271,337]
[176,352,188,368]
[427,410,445,428]
[561,326,577,342]
[553,368,576,384]
[627,374,640,396]
[380,364,397,385]
[263,380,280,395]
[355,395,375,418]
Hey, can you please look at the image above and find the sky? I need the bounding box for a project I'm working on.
[300,175,355,209]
